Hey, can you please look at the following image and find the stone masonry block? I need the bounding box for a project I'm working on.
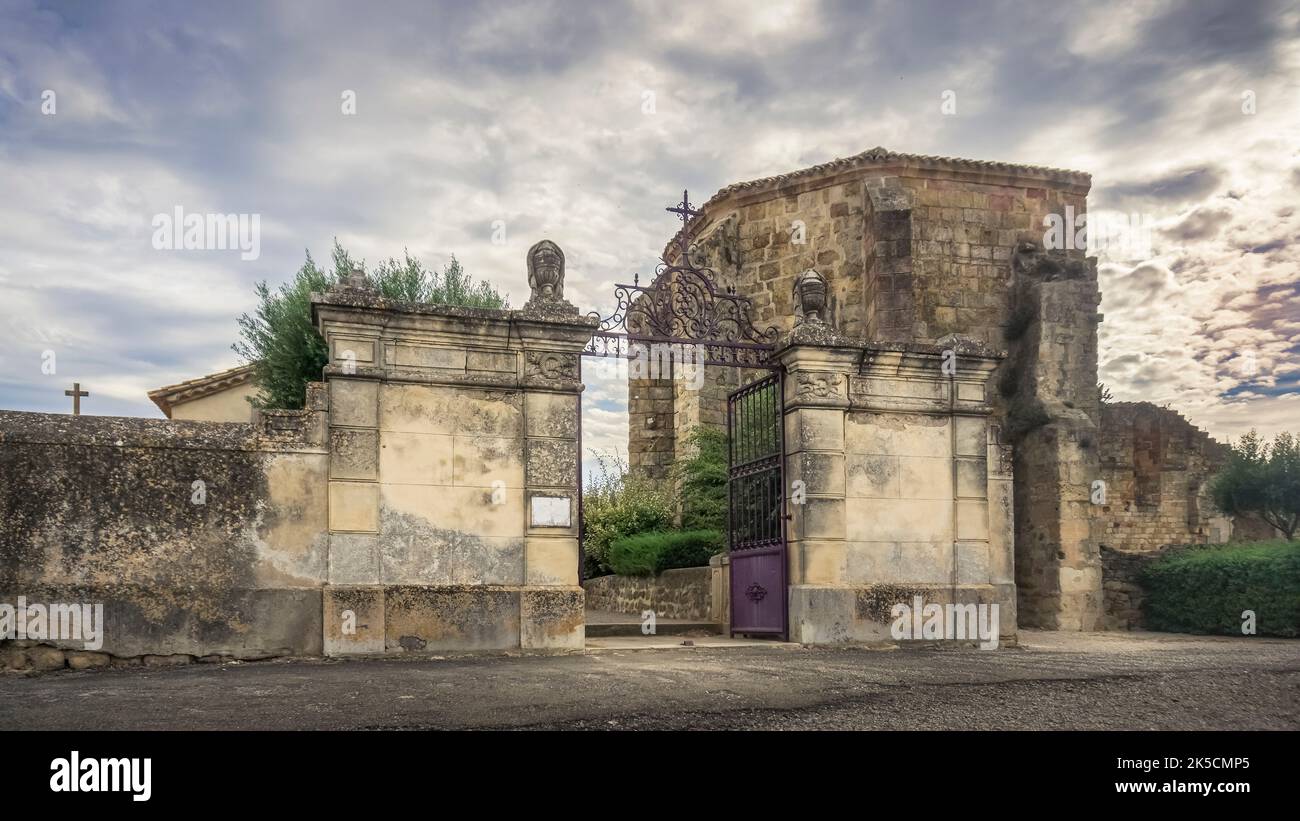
[847,498,950,543]
[384,587,520,652]
[846,454,900,498]
[956,457,988,499]
[525,537,579,585]
[786,408,844,452]
[898,455,952,500]
[520,588,584,650]
[324,586,384,656]
[329,533,380,584]
[454,435,525,488]
[788,451,845,496]
[526,438,578,488]
[957,500,990,540]
[954,415,986,457]
[329,481,379,533]
[330,379,379,428]
[379,431,454,485]
[791,496,845,541]
[330,427,379,480]
[525,392,579,439]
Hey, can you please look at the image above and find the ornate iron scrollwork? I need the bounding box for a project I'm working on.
[590,261,779,346]
[583,190,780,368]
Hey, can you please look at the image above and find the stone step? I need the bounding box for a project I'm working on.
[584,618,724,638]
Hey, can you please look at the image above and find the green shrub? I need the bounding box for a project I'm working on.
[1140,541,1300,637]
[581,451,672,577]
[235,239,506,409]
[607,529,725,576]
[673,426,729,532]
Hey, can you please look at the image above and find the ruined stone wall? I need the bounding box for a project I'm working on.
[1098,402,1232,551]
[1003,251,1104,630]
[0,391,330,666]
[904,177,1086,346]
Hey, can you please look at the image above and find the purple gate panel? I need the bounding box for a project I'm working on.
[727,372,788,639]
[729,545,786,635]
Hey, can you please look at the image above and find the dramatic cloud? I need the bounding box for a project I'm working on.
[1,0,1296,465]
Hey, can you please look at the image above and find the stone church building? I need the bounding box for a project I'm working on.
[628,147,1242,632]
[0,147,1255,667]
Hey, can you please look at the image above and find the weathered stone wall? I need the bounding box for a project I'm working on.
[778,326,1016,644]
[582,567,712,621]
[1003,249,1104,630]
[665,148,1089,352]
[3,262,602,665]
[313,283,596,655]
[0,391,330,665]
[628,369,675,484]
[1099,402,1231,550]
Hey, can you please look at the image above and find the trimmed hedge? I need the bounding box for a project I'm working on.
[1140,541,1300,637]
[607,530,725,577]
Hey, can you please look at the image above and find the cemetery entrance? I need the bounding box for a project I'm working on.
[582,191,788,639]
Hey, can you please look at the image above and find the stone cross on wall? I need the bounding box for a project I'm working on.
[64,382,88,415]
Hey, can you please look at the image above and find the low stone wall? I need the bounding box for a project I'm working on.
[0,399,330,663]
[1101,544,1191,630]
[1101,546,1148,630]
[582,567,713,621]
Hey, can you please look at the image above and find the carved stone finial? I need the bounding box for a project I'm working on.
[527,239,565,302]
[793,269,828,323]
[339,264,371,291]
[523,239,579,317]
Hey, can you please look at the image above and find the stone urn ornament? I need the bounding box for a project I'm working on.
[337,264,372,292]
[793,268,828,323]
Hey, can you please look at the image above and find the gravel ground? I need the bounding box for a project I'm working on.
[1,630,1295,730]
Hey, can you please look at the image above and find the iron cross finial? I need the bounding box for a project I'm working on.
[666,189,702,261]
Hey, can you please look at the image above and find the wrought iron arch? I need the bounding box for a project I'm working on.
[583,191,780,369]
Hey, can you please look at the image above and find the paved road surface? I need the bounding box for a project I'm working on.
[1,631,1295,730]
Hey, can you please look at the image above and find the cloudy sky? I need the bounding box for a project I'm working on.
[1,0,1297,465]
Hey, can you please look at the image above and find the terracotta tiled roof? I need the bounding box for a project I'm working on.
[148,364,257,418]
[665,146,1091,258]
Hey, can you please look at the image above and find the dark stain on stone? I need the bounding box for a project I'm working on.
[856,584,923,623]
[398,635,427,651]
[379,509,523,585]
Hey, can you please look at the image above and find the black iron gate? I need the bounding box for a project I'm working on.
[579,191,787,636]
[726,372,787,638]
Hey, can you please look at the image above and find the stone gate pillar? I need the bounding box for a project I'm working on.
[313,249,597,655]
[776,311,1016,645]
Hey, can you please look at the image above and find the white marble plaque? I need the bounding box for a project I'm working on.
[530,495,571,527]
